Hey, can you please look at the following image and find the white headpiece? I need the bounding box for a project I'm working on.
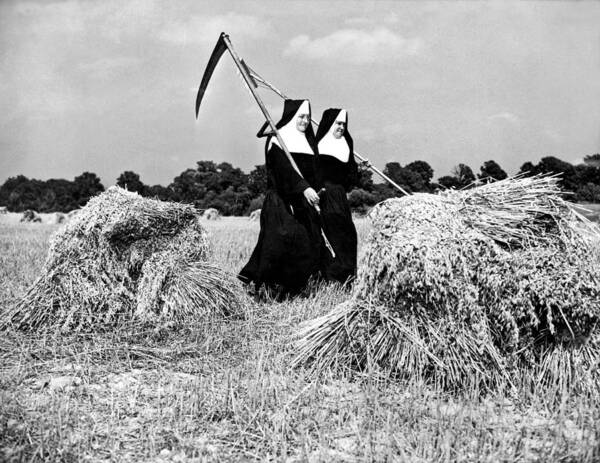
[271,100,314,155]
[317,109,350,162]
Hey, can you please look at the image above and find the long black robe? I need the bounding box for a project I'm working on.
[316,109,359,284]
[239,145,322,295]
[239,99,322,296]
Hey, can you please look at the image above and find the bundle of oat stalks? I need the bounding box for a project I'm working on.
[2,187,244,331]
[295,175,600,391]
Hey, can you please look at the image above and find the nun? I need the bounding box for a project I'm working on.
[315,108,358,284]
[239,99,323,297]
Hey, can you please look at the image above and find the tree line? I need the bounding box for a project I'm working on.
[1,154,599,215]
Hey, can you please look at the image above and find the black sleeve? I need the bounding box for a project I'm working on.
[345,152,359,192]
[314,155,324,190]
[267,144,310,196]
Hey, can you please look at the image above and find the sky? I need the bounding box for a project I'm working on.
[1,0,599,187]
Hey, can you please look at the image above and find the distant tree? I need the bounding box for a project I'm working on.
[1,175,82,212]
[206,186,237,215]
[372,183,397,201]
[144,184,174,201]
[452,164,476,188]
[43,179,78,212]
[536,156,575,176]
[583,154,600,168]
[518,161,536,176]
[348,188,378,215]
[517,155,600,199]
[355,164,374,192]
[247,164,267,196]
[405,160,434,185]
[382,162,426,194]
[478,160,508,183]
[536,156,578,191]
[6,178,45,212]
[197,160,225,192]
[196,160,217,172]
[575,164,599,186]
[170,168,206,204]
[202,185,251,216]
[403,168,428,192]
[169,160,253,214]
[230,186,253,216]
[381,163,404,196]
[247,194,264,214]
[577,183,600,202]
[429,181,442,192]
[383,162,404,186]
[0,175,30,207]
[517,156,587,193]
[215,162,248,192]
[116,171,146,195]
[438,164,475,190]
[73,172,104,206]
[437,175,460,190]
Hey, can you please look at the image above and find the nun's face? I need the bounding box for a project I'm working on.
[332,121,345,139]
[296,113,310,132]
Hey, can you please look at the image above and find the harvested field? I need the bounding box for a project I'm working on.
[1,213,600,461]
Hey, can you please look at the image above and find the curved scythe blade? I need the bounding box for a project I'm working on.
[195,33,228,119]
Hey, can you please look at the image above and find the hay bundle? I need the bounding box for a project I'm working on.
[296,175,600,391]
[202,208,221,220]
[53,212,66,224]
[67,209,80,219]
[20,209,41,223]
[2,187,244,331]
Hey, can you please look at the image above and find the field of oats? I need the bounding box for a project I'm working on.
[1,213,600,462]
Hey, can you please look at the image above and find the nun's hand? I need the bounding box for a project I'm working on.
[303,187,320,207]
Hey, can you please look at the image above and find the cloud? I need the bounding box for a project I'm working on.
[353,122,405,144]
[487,112,520,124]
[158,13,270,45]
[543,129,564,143]
[8,0,163,42]
[344,12,400,27]
[79,57,141,76]
[384,13,400,25]
[344,17,371,26]
[283,28,423,64]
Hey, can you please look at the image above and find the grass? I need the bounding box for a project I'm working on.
[1,215,600,462]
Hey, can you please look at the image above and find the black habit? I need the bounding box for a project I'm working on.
[315,108,358,284]
[239,99,323,296]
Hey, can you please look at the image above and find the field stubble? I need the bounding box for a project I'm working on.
[1,216,599,462]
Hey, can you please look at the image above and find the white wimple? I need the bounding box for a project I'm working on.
[271,100,314,155]
[318,109,349,162]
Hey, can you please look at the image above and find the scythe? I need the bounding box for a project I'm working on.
[195,33,409,197]
[195,33,305,178]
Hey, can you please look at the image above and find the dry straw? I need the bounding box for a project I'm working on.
[295,175,600,392]
[2,187,244,331]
